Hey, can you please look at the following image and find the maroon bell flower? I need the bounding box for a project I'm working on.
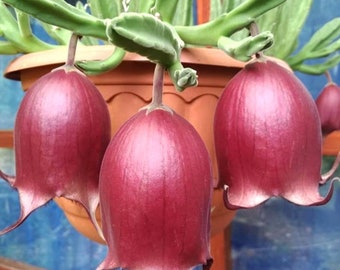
[315,71,340,135]
[214,57,336,209]
[0,65,111,236]
[98,64,213,270]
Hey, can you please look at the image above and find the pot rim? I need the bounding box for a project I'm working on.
[323,130,340,156]
[4,45,245,81]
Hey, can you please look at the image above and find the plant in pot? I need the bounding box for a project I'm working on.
[0,0,340,269]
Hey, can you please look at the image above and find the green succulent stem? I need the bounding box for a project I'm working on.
[41,23,72,46]
[0,1,55,52]
[0,41,20,54]
[76,47,126,75]
[104,12,197,91]
[289,55,340,75]
[174,0,286,47]
[2,0,107,40]
[218,31,273,62]
[2,0,286,51]
[15,9,31,37]
[286,18,340,74]
[167,62,198,92]
[1,0,339,76]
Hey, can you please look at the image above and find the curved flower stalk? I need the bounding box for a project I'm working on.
[76,46,126,75]
[214,56,338,209]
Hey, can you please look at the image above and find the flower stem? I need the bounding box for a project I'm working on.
[249,22,264,59]
[152,64,165,107]
[66,33,79,67]
[249,22,259,36]
[142,64,173,114]
[325,70,333,84]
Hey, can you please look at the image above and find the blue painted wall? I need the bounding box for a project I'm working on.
[295,0,340,98]
[0,1,339,269]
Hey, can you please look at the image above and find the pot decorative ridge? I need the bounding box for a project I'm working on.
[4,46,244,81]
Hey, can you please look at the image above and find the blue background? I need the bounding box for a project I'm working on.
[0,1,340,269]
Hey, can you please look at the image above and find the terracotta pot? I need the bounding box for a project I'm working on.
[0,130,14,148]
[323,131,340,156]
[5,45,243,243]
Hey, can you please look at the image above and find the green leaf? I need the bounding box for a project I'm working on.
[106,12,184,67]
[152,0,178,23]
[171,0,194,26]
[88,0,121,19]
[40,21,72,45]
[295,55,340,75]
[255,0,313,59]
[128,0,155,13]
[175,0,286,47]
[2,0,107,40]
[218,31,274,61]
[299,18,340,53]
[210,0,244,20]
[154,0,193,26]
[309,39,340,59]
[0,1,55,52]
[167,62,198,92]
[286,18,340,72]
[0,40,20,54]
[76,47,126,75]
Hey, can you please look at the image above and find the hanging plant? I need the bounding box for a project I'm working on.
[213,25,340,209]
[98,64,213,269]
[0,34,111,238]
